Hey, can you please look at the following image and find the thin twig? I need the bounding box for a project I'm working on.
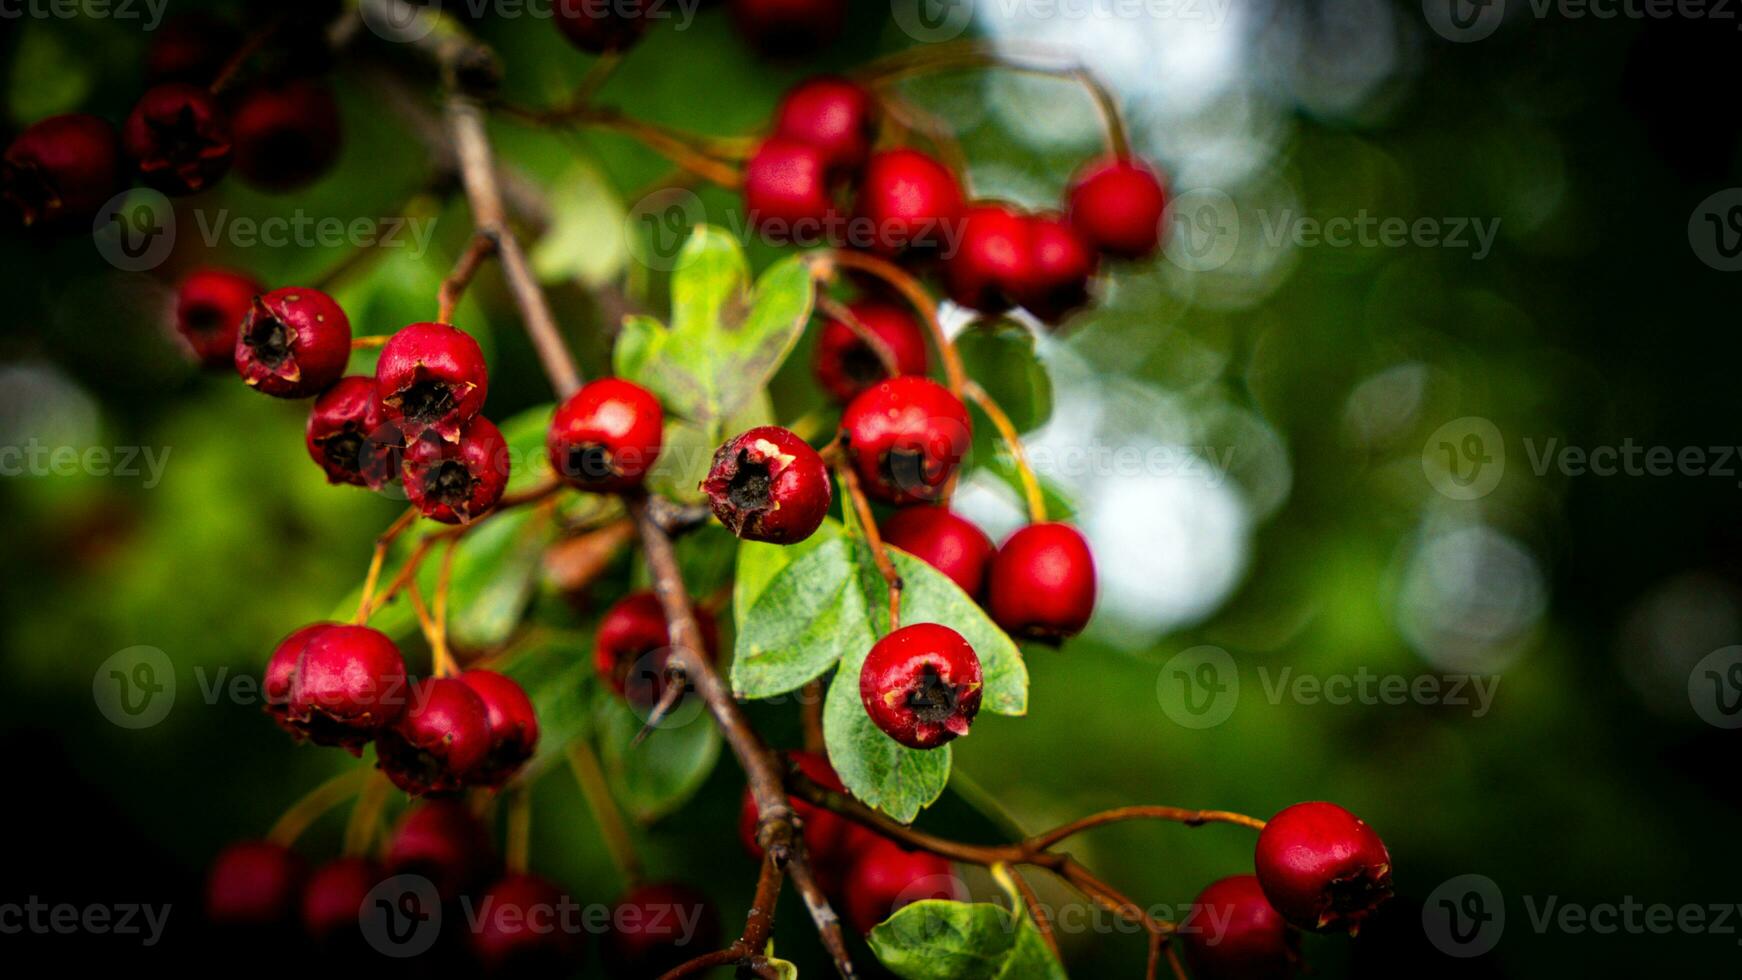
[1024,805,1268,853]
[356,507,421,624]
[566,739,644,887]
[505,784,532,873]
[962,379,1046,524]
[815,250,964,397]
[267,767,369,846]
[836,462,903,629]
[816,293,902,378]
[437,231,498,324]
[1008,866,1058,959]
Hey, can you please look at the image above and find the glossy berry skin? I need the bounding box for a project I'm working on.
[843,838,961,935]
[744,138,838,238]
[206,840,305,928]
[730,0,845,57]
[234,287,353,399]
[702,426,831,544]
[306,377,402,489]
[943,202,1030,313]
[123,83,233,195]
[386,801,499,900]
[772,76,878,177]
[1067,157,1169,260]
[602,881,721,979]
[859,623,983,749]
[840,376,972,505]
[737,751,862,892]
[1,114,122,228]
[1019,213,1098,323]
[459,669,540,787]
[229,81,342,192]
[811,300,929,404]
[880,507,995,599]
[548,378,664,493]
[377,676,494,796]
[302,856,383,948]
[595,591,720,707]
[375,322,489,443]
[263,622,337,736]
[986,522,1097,643]
[403,415,510,525]
[286,624,408,753]
[175,268,263,368]
[473,873,585,974]
[554,0,648,53]
[1184,875,1300,980]
[146,13,242,85]
[1254,802,1393,934]
[855,149,963,256]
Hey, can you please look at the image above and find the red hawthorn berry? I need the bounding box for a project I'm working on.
[880,507,995,600]
[943,202,1031,313]
[811,300,929,404]
[263,621,337,736]
[403,415,511,525]
[306,377,402,489]
[594,591,720,707]
[1018,212,1098,324]
[377,676,494,796]
[301,856,383,948]
[737,750,862,892]
[206,840,306,928]
[1254,802,1393,934]
[602,881,722,979]
[229,81,343,192]
[386,801,500,900]
[729,0,845,57]
[234,287,353,399]
[554,0,649,53]
[123,82,233,195]
[855,148,964,256]
[701,426,832,545]
[458,669,540,788]
[772,76,879,177]
[473,873,586,974]
[1066,156,1169,260]
[286,623,408,753]
[985,522,1097,643]
[175,267,263,369]
[548,378,664,493]
[842,838,962,935]
[859,623,983,750]
[744,138,840,241]
[839,376,972,505]
[375,322,490,443]
[1184,875,1301,980]
[1,113,122,228]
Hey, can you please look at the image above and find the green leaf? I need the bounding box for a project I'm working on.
[732,538,868,698]
[868,891,1067,980]
[446,508,557,650]
[595,689,722,822]
[765,954,800,979]
[496,402,556,494]
[490,630,596,780]
[957,321,1052,433]
[531,161,628,287]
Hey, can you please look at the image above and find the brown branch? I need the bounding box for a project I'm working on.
[1008,866,1058,959]
[437,231,498,324]
[1024,805,1268,852]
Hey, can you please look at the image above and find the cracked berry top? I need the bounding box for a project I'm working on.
[702,425,832,544]
[1,113,122,228]
[858,622,983,750]
[305,376,402,489]
[547,377,665,493]
[234,287,353,399]
[839,376,972,505]
[402,415,510,525]
[375,322,489,444]
[123,83,233,195]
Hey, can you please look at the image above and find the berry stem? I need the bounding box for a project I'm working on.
[1024,805,1268,853]
[816,250,965,398]
[342,771,392,856]
[565,737,645,888]
[836,461,903,631]
[432,537,458,673]
[350,335,390,351]
[962,379,1047,524]
[266,766,369,846]
[800,680,826,755]
[504,784,533,874]
[815,293,902,378]
[208,15,284,96]
[355,506,421,624]
[500,103,747,188]
[1005,865,1059,959]
[436,230,498,324]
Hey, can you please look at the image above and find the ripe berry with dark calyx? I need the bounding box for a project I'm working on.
[1183,875,1300,980]
[702,426,832,544]
[555,0,649,53]
[859,623,983,749]
[601,881,722,979]
[548,378,664,493]
[840,376,973,505]
[855,148,964,256]
[375,322,489,443]
[176,267,263,369]
[473,873,586,975]
[772,76,879,177]
[458,669,540,788]
[1254,801,1393,934]
[842,838,961,935]
[1067,156,1169,260]
[285,623,408,753]
[744,138,840,240]
[1018,212,1098,324]
[403,415,511,525]
[387,800,500,900]
[594,591,720,707]
[943,202,1031,313]
[737,750,861,893]
[146,13,242,85]
[376,676,494,796]
[306,377,402,489]
[206,840,306,928]
[228,80,342,192]
[123,82,233,195]
[811,300,929,404]
[234,286,353,399]
[1,113,122,228]
[264,621,337,736]
[986,522,1097,643]
[302,856,384,949]
[729,0,845,57]
[880,507,995,599]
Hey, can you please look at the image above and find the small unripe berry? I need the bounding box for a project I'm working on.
[772,76,878,177]
[146,13,242,85]
[377,676,494,796]
[595,591,720,707]
[403,415,510,525]
[263,621,337,736]
[386,801,499,900]
[554,0,649,53]
[839,376,972,505]
[1066,156,1169,260]
[880,507,995,600]
[986,522,1097,643]
[811,300,929,404]
[305,376,402,489]
[860,623,983,749]
[702,426,831,544]
[842,838,961,935]
[548,378,664,493]
[1183,875,1300,980]
[206,840,305,928]
[234,287,353,399]
[729,0,845,57]
[473,873,587,974]
[458,669,540,788]
[1019,213,1097,324]
[301,856,383,949]
[1,113,122,228]
[375,322,490,443]
[229,81,343,192]
[744,138,840,239]
[944,202,1030,313]
[1254,802,1393,934]
[286,623,408,752]
[602,881,722,978]
[175,267,263,369]
[123,83,233,195]
[855,148,964,256]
